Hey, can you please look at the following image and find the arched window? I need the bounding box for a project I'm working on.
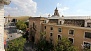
[60,21,61,25]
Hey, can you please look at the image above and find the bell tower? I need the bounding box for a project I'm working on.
[54,7,60,16]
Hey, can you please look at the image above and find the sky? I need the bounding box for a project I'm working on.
[4,0,91,17]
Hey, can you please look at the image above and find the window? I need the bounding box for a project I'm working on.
[43,20,46,23]
[84,42,91,49]
[85,32,91,39]
[44,26,46,29]
[11,35,12,37]
[58,34,62,44]
[69,29,74,35]
[50,27,53,30]
[58,28,62,32]
[60,21,61,25]
[69,38,74,44]
[58,35,61,40]
[87,23,91,27]
[50,33,53,36]
[50,33,53,44]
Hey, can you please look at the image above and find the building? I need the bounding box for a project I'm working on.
[4,15,13,24]
[0,0,11,51]
[29,17,47,42]
[29,8,91,51]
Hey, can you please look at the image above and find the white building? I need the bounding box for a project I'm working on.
[0,0,11,51]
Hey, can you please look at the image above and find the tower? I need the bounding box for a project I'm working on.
[48,14,50,17]
[54,7,60,16]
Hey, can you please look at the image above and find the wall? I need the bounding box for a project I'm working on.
[0,3,4,51]
[29,17,41,43]
[42,24,91,51]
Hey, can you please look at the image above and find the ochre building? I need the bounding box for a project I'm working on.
[29,8,91,51]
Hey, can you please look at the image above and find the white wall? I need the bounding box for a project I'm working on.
[0,3,5,51]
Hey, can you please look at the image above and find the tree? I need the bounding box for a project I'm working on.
[36,32,78,51]
[40,32,46,40]
[25,22,29,28]
[36,32,54,51]
[7,37,26,51]
[54,38,78,51]
[16,20,27,31]
[36,38,54,51]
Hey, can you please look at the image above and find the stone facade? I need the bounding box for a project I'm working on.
[29,8,91,51]
[29,17,47,43]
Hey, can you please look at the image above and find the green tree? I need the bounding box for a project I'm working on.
[36,32,54,51]
[16,20,27,31]
[7,37,26,51]
[25,22,29,27]
[40,32,46,40]
[36,38,53,51]
[54,38,78,51]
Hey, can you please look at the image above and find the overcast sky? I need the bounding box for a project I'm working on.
[4,0,91,17]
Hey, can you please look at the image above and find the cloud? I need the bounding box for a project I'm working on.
[4,0,37,16]
[34,12,51,17]
[58,7,69,11]
[57,3,61,7]
[56,3,69,15]
[4,6,22,16]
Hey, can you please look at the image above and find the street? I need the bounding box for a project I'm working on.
[4,22,22,41]
[4,22,36,51]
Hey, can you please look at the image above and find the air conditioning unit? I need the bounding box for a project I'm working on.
[3,0,11,5]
